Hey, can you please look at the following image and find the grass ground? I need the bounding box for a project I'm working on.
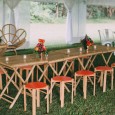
[0,44,115,115]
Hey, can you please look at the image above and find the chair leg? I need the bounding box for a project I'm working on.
[37,89,40,107]
[0,74,3,89]
[50,80,53,104]
[111,70,114,90]
[74,75,76,96]
[24,85,27,111]
[103,71,107,92]
[46,86,49,113]
[93,75,96,96]
[71,79,74,104]
[61,81,64,108]
[32,89,36,115]
[83,76,87,99]
[100,71,104,87]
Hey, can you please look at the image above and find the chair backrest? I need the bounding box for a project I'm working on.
[1,24,26,49]
[98,29,115,43]
[2,24,16,45]
[12,29,26,45]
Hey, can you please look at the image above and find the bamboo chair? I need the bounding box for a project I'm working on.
[98,29,115,46]
[1,24,26,55]
[0,44,7,56]
[0,30,7,56]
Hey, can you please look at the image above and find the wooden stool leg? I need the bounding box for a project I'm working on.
[6,75,8,94]
[37,89,40,107]
[61,81,64,108]
[100,71,104,87]
[0,74,3,89]
[103,71,107,92]
[93,75,96,96]
[111,70,114,90]
[24,85,27,111]
[83,76,87,99]
[32,89,36,115]
[46,86,49,113]
[50,80,53,103]
[74,75,76,96]
[60,82,62,101]
[71,79,74,104]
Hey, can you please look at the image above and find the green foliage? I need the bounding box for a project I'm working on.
[87,5,107,19]
[30,3,115,23]
[30,2,66,23]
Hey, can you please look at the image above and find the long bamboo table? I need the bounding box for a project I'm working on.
[0,45,115,109]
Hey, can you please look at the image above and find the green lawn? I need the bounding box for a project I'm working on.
[0,44,115,115]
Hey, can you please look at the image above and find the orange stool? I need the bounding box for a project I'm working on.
[111,63,115,69]
[24,82,49,115]
[111,63,115,78]
[49,76,74,108]
[95,66,113,92]
[19,65,33,86]
[74,70,96,99]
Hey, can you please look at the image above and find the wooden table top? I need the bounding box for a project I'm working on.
[0,45,115,67]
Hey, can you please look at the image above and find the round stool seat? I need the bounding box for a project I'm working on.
[0,69,4,74]
[75,70,94,76]
[52,76,72,82]
[20,65,32,70]
[111,63,115,67]
[95,66,112,71]
[25,82,47,89]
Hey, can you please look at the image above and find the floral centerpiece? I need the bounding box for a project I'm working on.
[34,38,47,58]
[81,35,94,50]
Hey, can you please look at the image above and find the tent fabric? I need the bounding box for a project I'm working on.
[72,0,86,43]
[64,0,75,44]
[5,0,21,25]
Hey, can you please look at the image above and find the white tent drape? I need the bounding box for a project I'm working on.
[5,0,21,25]
[72,0,87,43]
[64,0,75,44]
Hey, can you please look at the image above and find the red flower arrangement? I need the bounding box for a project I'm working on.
[34,38,47,54]
[81,35,94,50]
